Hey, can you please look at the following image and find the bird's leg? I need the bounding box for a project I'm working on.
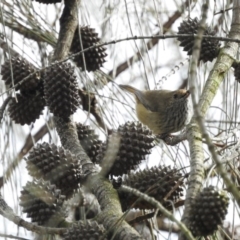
[157,132,187,145]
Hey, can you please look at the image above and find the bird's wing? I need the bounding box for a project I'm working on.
[136,90,170,112]
[134,91,159,112]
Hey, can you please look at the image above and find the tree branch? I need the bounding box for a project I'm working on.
[197,0,240,206]
[180,3,209,238]
[52,0,79,61]
[52,1,143,239]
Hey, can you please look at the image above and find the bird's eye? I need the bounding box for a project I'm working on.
[173,93,178,99]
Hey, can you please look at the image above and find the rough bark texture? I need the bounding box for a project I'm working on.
[180,4,209,236]
[91,177,144,240]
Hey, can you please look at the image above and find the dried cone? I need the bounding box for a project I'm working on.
[70,26,107,72]
[32,0,61,3]
[76,123,102,163]
[233,62,240,83]
[43,62,80,120]
[20,179,65,226]
[118,166,184,211]
[1,56,41,94]
[26,142,82,199]
[8,93,45,125]
[97,121,155,176]
[63,221,106,240]
[189,186,229,237]
[177,18,220,62]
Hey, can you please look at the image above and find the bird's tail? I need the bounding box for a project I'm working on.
[119,84,139,95]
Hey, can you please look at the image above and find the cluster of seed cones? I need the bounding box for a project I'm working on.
[76,121,186,218]
[20,142,82,225]
[19,120,185,228]
[1,57,45,125]
[0,26,107,125]
[1,14,232,239]
[14,114,229,238]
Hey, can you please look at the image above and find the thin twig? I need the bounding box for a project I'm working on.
[0,96,12,122]
[1,33,240,97]
[78,89,110,133]
[108,0,193,78]
[0,38,20,57]
[128,212,155,225]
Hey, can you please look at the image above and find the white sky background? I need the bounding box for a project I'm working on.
[0,0,240,239]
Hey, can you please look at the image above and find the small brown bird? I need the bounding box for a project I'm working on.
[119,84,192,136]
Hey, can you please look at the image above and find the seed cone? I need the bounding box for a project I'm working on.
[96,121,155,176]
[43,62,80,120]
[118,166,184,211]
[70,26,107,72]
[233,62,240,83]
[177,18,220,62]
[26,142,83,199]
[8,93,45,125]
[76,123,102,163]
[1,56,41,93]
[189,186,229,237]
[20,179,65,226]
[63,221,106,240]
[21,80,44,98]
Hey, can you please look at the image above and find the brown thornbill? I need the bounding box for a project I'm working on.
[119,85,192,136]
